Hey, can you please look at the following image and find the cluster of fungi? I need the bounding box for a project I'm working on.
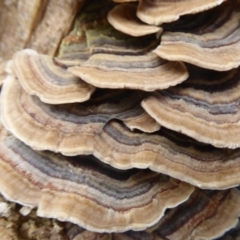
[1,0,240,239]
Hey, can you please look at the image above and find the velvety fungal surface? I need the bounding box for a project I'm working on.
[108,3,162,37]
[13,49,95,104]
[67,4,188,91]
[155,0,240,71]
[148,188,240,240]
[69,37,188,91]
[0,76,160,156]
[1,0,240,238]
[142,65,240,148]
[0,123,194,232]
[137,0,226,25]
[67,188,240,240]
[94,120,240,189]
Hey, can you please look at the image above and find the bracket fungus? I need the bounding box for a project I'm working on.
[107,4,162,37]
[142,65,240,148]
[69,53,188,91]
[63,188,240,240]
[93,121,240,189]
[13,49,95,104]
[154,0,240,71]
[1,75,160,156]
[67,7,188,91]
[0,122,194,232]
[137,0,226,25]
[1,0,240,238]
[3,72,240,189]
[147,188,240,240]
[68,28,189,91]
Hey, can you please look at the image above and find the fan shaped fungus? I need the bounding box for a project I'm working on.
[108,4,162,37]
[137,0,226,25]
[142,65,240,148]
[1,76,160,156]
[154,0,240,71]
[13,49,95,104]
[0,122,194,232]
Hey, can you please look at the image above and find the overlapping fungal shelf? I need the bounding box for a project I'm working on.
[141,65,240,148]
[13,49,95,104]
[137,0,226,25]
[107,4,162,37]
[1,0,240,239]
[154,0,240,71]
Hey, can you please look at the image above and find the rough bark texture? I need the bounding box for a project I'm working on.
[0,193,79,240]
[0,0,84,84]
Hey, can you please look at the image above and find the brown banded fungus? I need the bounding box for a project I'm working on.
[68,37,188,91]
[0,123,194,232]
[154,0,240,71]
[13,49,95,104]
[1,76,160,156]
[69,54,188,91]
[67,6,188,91]
[215,221,240,240]
[1,0,240,237]
[66,188,240,240]
[137,0,226,25]
[142,65,240,148]
[115,189,240,240]
[94,121,240,189]
[108,4,162,37]
[3,71,240,189]
[147,188,240,240]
